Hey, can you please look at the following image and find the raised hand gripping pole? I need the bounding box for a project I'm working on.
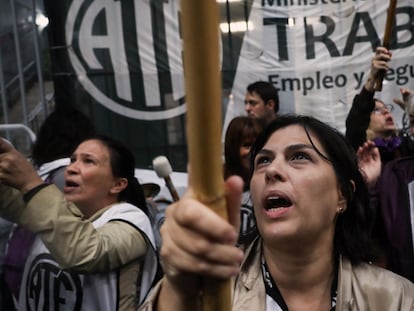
[374,0,398,91]
[180,1,231,311]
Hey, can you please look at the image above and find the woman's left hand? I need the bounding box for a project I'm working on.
[0,138,43,193]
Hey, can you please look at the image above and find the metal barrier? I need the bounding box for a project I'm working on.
[0,0,50,143]
[0,123,36,155]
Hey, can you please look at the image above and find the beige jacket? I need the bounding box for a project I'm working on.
[0,184,156,310]
[140,238,414,311]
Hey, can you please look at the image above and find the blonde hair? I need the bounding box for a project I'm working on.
[366,129,376,141]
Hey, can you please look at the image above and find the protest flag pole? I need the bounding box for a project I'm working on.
[180,1,231,311]
[374,0,398,91]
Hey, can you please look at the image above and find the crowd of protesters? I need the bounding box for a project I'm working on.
[1,46,414,311]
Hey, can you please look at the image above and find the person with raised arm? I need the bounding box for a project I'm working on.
[0,135,160,310]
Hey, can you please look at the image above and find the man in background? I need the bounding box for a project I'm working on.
[244,81,279,125]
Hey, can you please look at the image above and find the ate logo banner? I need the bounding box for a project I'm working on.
[65,0,188,121]
[65,0,414,130]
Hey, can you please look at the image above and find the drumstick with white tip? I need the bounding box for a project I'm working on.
[152,155,180,202]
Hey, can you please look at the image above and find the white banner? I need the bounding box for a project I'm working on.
[65,0,414,133]
[228,0,414,133]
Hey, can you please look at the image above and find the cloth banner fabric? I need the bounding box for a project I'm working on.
[45,0,414,170]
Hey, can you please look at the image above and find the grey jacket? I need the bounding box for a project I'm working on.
[140,238,414,311]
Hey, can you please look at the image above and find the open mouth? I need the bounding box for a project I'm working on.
[65,180,79,188]
[385,116,394,124]
[265,196,292,211]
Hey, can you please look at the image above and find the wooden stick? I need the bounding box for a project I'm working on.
[180,1,231,311]
[374,0,398,91]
